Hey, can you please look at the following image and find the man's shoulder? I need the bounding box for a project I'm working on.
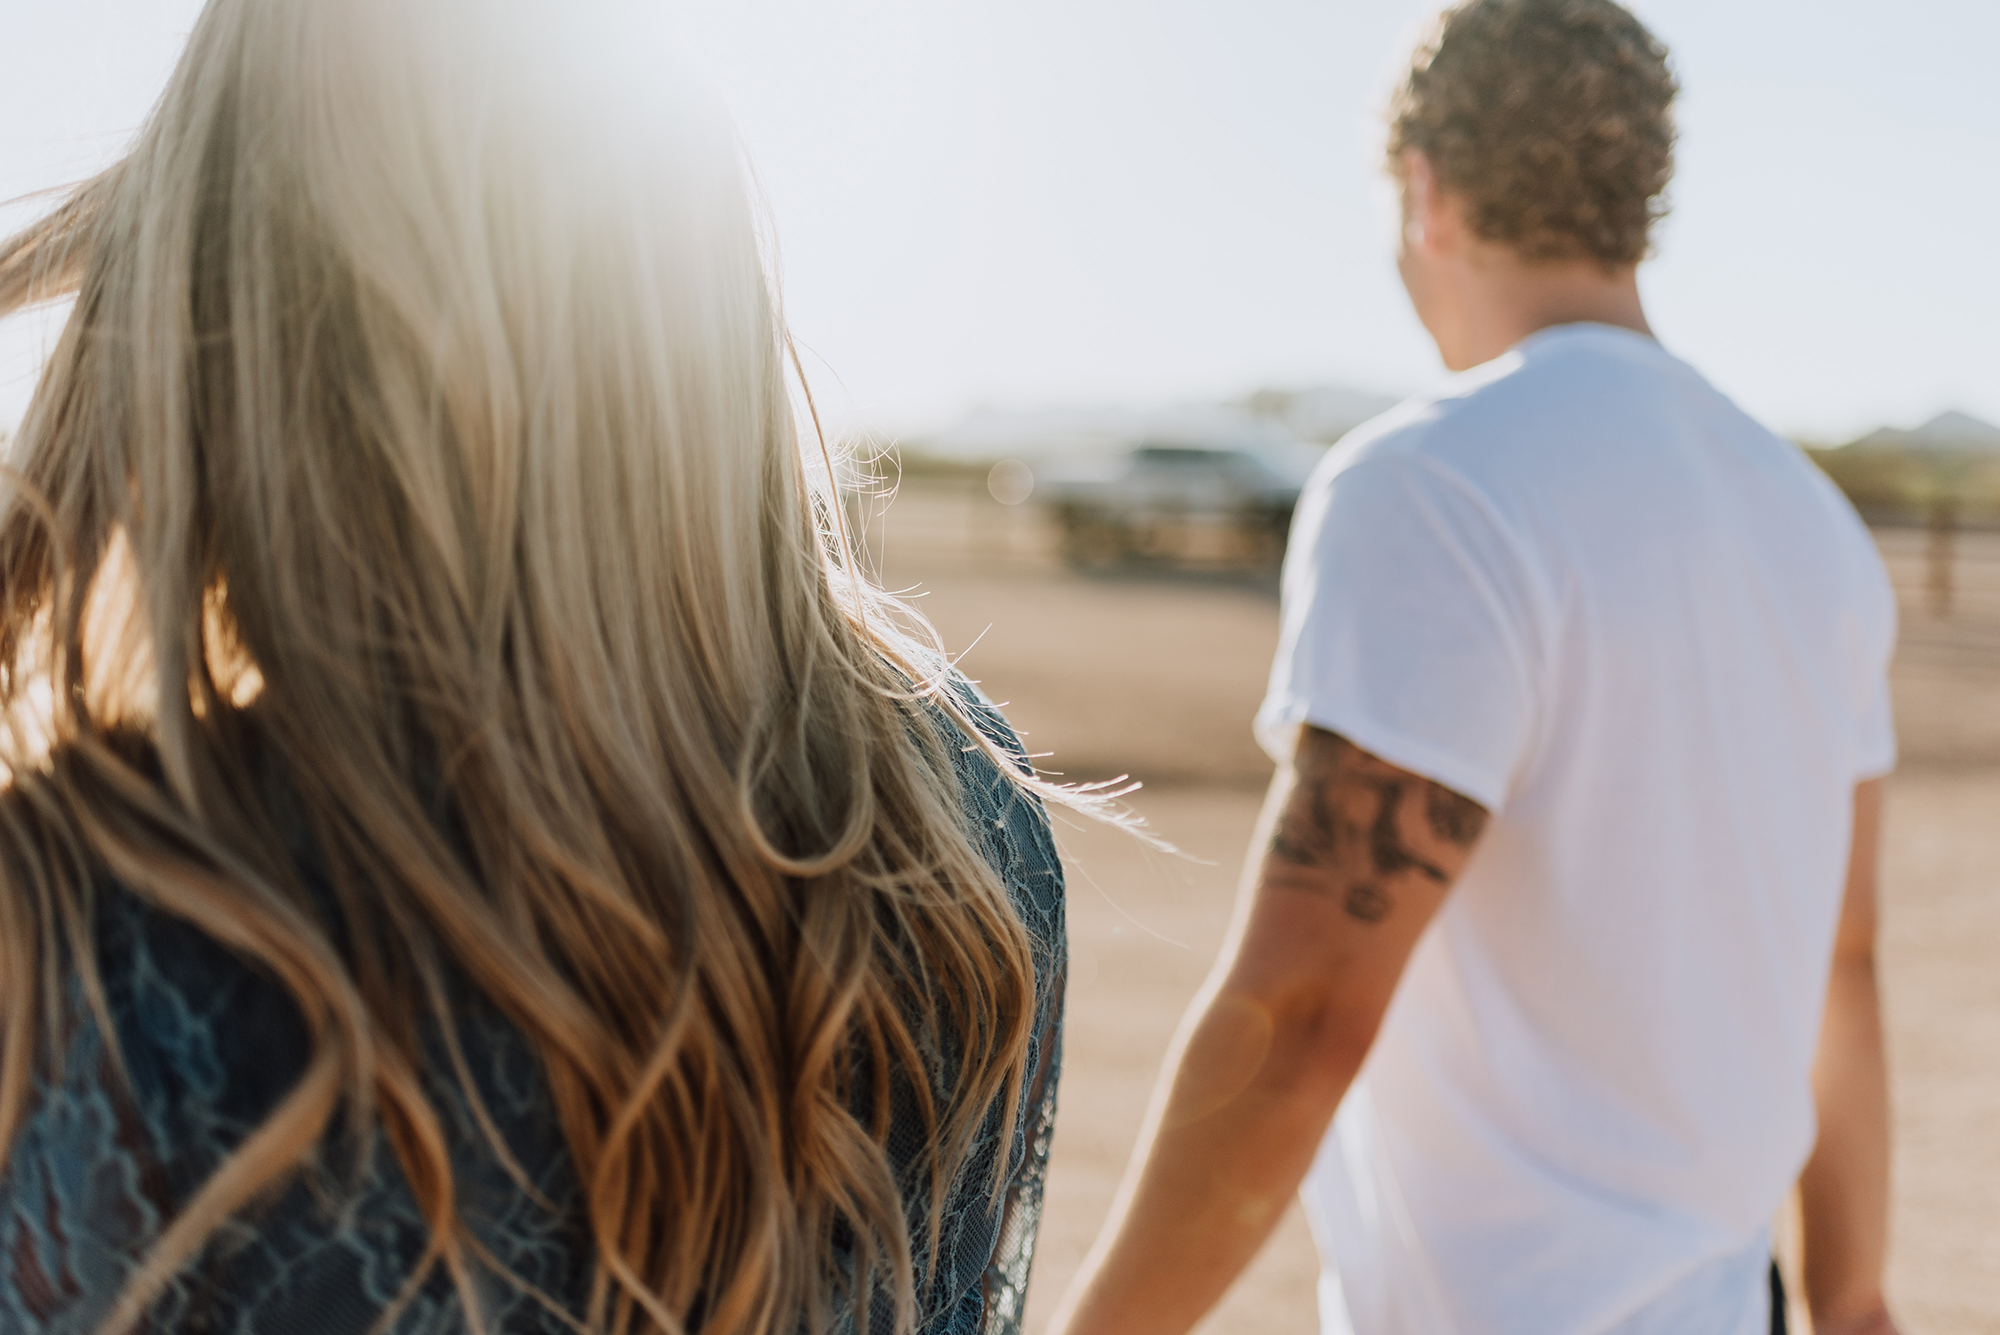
[1325,326,1821,519]
[1327,331,1647,468]
[1310,356,1554,506]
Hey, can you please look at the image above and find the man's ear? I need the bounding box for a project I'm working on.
[1398,149,1450,256]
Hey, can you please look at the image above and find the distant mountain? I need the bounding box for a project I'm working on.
[1847,410,2000,453]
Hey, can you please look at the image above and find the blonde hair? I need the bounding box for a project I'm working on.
[0,1,1055,1331]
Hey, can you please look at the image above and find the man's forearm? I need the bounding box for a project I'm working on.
[1049,984,1361,1335]
[1799,953,1893,1332]
[1050,728,1486,1335]
[1797,778,1898,1335]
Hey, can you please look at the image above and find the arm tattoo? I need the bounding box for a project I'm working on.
[1426,784,1486,845]
[1268,727,1489,924]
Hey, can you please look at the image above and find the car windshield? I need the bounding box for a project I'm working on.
[1133,446,1230,467]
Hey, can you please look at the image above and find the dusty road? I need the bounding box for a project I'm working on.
[873,482,2000,1335]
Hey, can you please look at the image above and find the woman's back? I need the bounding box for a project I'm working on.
[0,697,1065,1335]
[0,2,1079,1331]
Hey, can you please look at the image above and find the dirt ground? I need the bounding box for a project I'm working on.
[869,481,2000,1335]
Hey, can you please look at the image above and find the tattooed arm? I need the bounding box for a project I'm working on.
[1047,726,1487,1335]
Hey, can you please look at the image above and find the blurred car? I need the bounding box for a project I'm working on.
[1034,437,1325,571]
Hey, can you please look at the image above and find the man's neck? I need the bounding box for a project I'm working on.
[1438,253,1652,371]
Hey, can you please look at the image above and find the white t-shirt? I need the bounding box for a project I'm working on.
[1255,324,1896,1335]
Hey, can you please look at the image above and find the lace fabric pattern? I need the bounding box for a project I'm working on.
[929,690,1067,1335]
[0,689,1066,1335]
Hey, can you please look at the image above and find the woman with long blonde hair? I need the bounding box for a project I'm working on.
[0,2,1070,1332]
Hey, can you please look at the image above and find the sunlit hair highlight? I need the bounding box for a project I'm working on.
[0,2,1069,1332]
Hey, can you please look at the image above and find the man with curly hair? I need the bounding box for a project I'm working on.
[1050,3,1901,1334]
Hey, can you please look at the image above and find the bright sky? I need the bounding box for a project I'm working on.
[3,0,1995,443]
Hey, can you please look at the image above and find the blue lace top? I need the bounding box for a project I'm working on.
[0,695,1066,1334]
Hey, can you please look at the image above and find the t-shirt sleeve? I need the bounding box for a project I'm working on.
[1255,453,1545,811]
[1853,676,1895,781]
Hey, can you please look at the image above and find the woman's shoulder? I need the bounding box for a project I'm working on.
[923,676,1064,940]
[0,876,315,1333]
[0,747,315,1157]
[6,879,586,1334]
[926,674,1030,781]
[94,883,314,1135]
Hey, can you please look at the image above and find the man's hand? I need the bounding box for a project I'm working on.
[1815,1308,1900,1335]
[1046,726,1487,1335]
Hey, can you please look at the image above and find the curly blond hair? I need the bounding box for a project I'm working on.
[1388,0,1677,267]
